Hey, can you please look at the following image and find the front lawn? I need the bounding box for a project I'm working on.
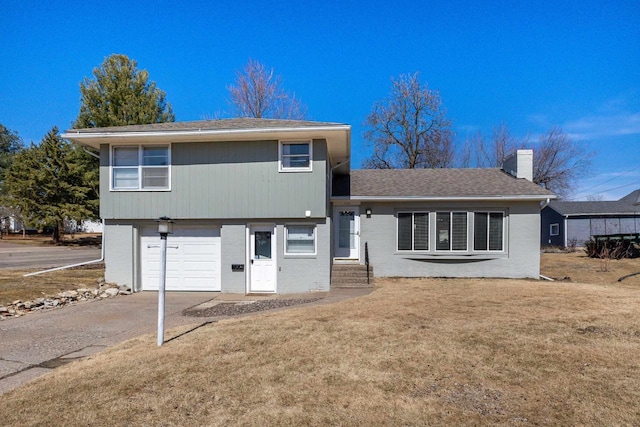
[0,267,104,306]
[1,275,638,425]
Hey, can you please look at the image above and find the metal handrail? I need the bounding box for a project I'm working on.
[365,241,370,285]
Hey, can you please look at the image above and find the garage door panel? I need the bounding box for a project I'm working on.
[141,226,221,291]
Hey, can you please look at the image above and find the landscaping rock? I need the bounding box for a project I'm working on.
[0,283,130,320]
[104,288,119,297]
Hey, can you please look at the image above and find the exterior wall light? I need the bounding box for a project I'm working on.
[157,216,174,235]
[366,208,372,218]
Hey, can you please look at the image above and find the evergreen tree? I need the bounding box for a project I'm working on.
[74,54,175,128]
[3,127,98,243]
[0,124,23,195]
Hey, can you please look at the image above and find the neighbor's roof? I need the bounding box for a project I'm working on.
[333,168,555,201]
[62,118,351,168]
[545,189,640,216]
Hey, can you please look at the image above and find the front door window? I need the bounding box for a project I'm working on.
[339,210,355,249]
[334,207,360,259]
[254,231,272,259]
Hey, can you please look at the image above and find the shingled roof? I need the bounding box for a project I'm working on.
[334,168,554,200]
[68,118,347,134]
[546,190,640,216]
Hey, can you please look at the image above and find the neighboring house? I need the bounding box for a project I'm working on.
[63,119,554,293]
[541,190,640,247]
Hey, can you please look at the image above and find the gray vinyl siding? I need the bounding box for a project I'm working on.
[359,201,541,279]
[100,139,328,220]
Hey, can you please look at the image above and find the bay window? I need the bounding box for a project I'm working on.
[397,212,429,251]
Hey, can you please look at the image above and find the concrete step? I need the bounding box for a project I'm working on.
[331,264,374,288]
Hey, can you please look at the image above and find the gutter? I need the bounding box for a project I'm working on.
[331,195,556,202]
[23,219,105,277]
[62,125,352,141]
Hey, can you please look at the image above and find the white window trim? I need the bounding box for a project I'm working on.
[284,224,317,256]
[472,211,506,253]
[397,211,429,252]
[278,140,313,172]
[110,144,171,191]
[550,223,560,236]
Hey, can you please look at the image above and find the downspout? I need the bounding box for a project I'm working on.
[23,219,105,277]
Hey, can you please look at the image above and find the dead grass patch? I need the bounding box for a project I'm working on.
[541,251,640,285]
[0,268,103,305]
[1,277,639,426]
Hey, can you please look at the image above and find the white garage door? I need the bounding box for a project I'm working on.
[141,226,221,291]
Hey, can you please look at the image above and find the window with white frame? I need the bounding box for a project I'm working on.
[473,212,504,251]
[550,223,559,236]
[436,212,468,251]
[285,225,316,254]
[112,145,170,190]
[279,141,312,171]
[397,212,429,251]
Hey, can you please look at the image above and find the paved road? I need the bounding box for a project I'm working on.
[0,241,101,269]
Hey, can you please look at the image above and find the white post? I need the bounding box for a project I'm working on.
[157,232,167,347]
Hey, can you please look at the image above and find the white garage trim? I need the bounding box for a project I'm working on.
[141,226,221,291]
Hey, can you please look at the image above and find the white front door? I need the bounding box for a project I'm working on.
[334,206,360,259]
[249,225,277,293]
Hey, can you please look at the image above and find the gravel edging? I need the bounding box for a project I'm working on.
[183,298,323,317]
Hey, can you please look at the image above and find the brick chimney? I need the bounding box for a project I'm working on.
[502,149,533,181]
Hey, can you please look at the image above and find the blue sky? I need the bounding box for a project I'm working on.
[2,0,638,200]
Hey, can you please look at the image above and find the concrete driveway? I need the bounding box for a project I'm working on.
[0,241,101,269]
[0,292,220,395]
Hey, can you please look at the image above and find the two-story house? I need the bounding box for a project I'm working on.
[63,118,554,293]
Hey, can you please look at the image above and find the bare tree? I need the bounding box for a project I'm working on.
[586,194,605,201]
[459,124,523,168]
[227,59,307,120]
[363,73,453,169]
[533,126,593,198]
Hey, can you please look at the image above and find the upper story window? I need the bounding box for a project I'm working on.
[279,141,312,172]
[111,145,170,191]
[473,212,504,251]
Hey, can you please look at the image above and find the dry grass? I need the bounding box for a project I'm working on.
[541,250,640,285]
[1,274,639,426]
[0,268,103,305]
[0,232,101,247]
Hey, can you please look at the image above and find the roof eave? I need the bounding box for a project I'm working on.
[331,195,555,202]
[62,125,352,170]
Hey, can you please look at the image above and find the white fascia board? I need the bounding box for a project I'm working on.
[62,125,351,164]
[332,195,555,202]
[62,125,350,144]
